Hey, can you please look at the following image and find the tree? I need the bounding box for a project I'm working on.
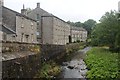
[83,19,96,36]
[67,21,75,26]
[74,22,83,27]
[67,19,97,37]
[91,10,120,52]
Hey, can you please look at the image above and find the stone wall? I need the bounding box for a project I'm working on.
[2,41,39,53]
[2,41,80,78]
[2,53,41,78]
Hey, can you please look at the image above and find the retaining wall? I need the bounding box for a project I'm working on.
[2,41,80,78]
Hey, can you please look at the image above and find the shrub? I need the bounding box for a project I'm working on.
[85,47,119,79]
[76,40,80,43]
[35,61,61,78]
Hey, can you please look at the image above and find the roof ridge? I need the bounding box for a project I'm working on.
[2,6,37,22]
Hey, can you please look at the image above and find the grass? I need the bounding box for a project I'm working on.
[85,47,120,79]
[34,60,61,78]
[79,42,87,49]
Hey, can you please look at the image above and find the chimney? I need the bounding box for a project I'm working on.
[37,3,40,8]
[21,4,27,15]
[118,1,120,12]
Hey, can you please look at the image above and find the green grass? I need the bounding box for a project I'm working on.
[85,47,119,79]
[34,61,61,78]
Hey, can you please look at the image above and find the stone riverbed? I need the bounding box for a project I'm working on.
[58,47,91,79]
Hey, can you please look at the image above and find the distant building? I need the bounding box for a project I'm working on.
[70,26,87,42]
[41,16,70,45]
[27,3,70,45]
[2,6,37,43]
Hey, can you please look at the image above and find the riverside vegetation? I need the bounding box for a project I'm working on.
[84,10,120,79]
[34,42,86,78]
[35,60,61,78]
[85,47,119,79]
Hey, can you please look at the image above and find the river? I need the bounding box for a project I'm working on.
[58,47,91,79]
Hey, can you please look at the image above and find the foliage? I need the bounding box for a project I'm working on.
[115,32,120,52]
[65,42,85,61]
[76,40,80,43]
[30,45,40,53]
[67,19,96,37]
[35,61,61,78]
[91,10,120,52]
[83,19,96,35]
[85,47,119,79]
[78,42,87,49]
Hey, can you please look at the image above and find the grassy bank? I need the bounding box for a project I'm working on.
[85,47,119,79]
[34,60,61,78]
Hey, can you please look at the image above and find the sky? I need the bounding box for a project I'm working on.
[4,0,120,23]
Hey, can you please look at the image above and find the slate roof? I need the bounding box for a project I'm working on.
[71,26,87,31]
[2,24,16,34]
[3,6,37,22]
[28,6,69,25]
[41,15,69,24]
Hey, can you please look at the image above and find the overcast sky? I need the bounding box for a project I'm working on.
[4,0,120,22]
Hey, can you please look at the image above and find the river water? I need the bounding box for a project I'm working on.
[58,47,91,79]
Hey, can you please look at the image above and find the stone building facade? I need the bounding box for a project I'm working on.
[42,16,70,45]
[27,3,52,43]
[70,26,87,42]
[1,2,88,45]
[2,6,37,43]
[0,31,2,41]
[27,3,70,45]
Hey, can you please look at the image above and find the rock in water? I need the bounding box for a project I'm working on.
[67,66,74,69]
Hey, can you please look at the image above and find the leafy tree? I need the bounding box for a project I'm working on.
[74,22,84,27]
[83,19,96,35]
[91,10,120,51]
[67,19,96,37]
[67,21,75,26]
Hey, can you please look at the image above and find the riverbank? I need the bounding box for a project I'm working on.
[85,47,119,79]
[34,43,88,78]
[34,43,85,78]
[34,60,61,78]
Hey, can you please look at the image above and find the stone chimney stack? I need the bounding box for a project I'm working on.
[21,4,27,15]
[118,1,120,12]
[37,3,40,8]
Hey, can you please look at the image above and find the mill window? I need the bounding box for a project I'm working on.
[37,14,40,20]
[31,22,34,29]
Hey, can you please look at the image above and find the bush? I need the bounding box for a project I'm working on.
[76,40,80,43]
[85,47,119,79]
[35,61,61,78]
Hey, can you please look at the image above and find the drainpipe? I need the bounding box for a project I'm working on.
[41,16,43,44]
